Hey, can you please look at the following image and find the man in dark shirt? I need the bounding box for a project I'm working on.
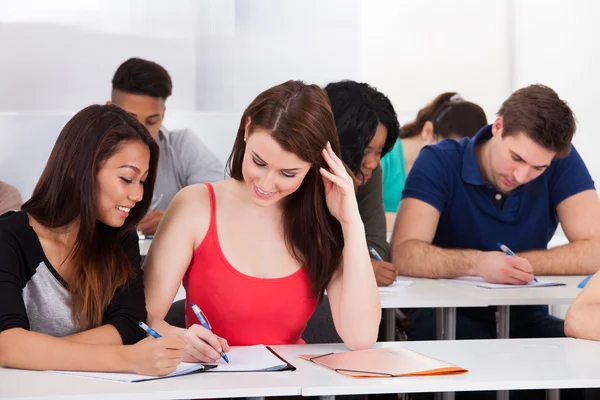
[391,84,600,399]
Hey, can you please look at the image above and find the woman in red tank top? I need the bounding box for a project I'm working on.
[143,81,381,363]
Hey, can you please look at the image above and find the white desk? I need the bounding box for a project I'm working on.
[437,275,585,400]
[437,275,585,338]
[4,338,599,400]
[381,277,487,342]
[0,366,301,400]
[272,338,600,397]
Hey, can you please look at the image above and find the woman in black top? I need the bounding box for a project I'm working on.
[0,104,185,376]
[325,80,398,286]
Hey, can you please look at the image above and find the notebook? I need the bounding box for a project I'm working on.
[206,344,292,372]
[301,347,467,378]
[443,276,565,289]
[50,362,209,383]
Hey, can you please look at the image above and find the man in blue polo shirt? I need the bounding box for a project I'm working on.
[391,84,600,398]
[392,85,600,333]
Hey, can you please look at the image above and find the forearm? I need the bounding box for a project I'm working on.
[146,317,187,338]
[0,328,131,372]
[392,239,479,278]
[565,303,600,340]
[63,324,122,345]
[521,239,600,275]
[337,222,381,349]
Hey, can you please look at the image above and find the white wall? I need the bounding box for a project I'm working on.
[2,0,600,199]
[513,0,600,185]
[359,0,511,121]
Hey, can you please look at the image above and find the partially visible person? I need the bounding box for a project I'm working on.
[0,181,23,214]
[325,80,398,286]
[0,104,185,376]
[110,57,224,235]
[566,273,600,340]
[381,93,487,224]
[143,81,381,363]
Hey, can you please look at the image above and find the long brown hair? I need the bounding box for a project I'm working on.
[22,104,159,330]
[226,80,343,301]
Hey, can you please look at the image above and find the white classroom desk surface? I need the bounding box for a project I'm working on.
[441,275,584,307]
[272,338,600,397]
[381,276,487,309]
[4,338,600,400]
[381,276,487,341]
[0,365,301,400]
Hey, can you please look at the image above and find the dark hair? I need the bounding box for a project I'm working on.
[433,101,488,139]
[498,84,575,158]
[400,92,458,139]
[324,80,399,173]
[226,80,343,301]
[22,104,159,330]
[112,57,173,99]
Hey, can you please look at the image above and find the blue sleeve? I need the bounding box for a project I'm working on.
[550,145,595,208]
[401,146,450,213]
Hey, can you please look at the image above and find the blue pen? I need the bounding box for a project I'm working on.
[368,247,383,261]
[578,274,593,288]
[190,304,229,363]
[139,321,162,338]
[497,242,538,283]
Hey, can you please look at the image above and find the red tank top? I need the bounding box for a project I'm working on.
[183,183,318,345]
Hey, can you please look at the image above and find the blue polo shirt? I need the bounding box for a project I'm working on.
[402,125,595,253]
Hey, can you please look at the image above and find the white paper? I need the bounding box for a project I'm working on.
[49,362,205,382]
[378,280,414,293]
[443,276,565,289]
[208,345,287,372]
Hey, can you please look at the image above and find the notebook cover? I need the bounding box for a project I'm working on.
[133,363,218,383]
[266,346,296,371]
[301,347,467,379]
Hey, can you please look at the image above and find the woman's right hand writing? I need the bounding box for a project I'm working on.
[180,324,230,363]
[124,335,186,376]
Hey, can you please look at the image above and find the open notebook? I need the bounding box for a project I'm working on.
[50,362,208,383]
[49,345,290,382]
[206,344,291,372]
[301,347,467,378]
[443,276,565,289]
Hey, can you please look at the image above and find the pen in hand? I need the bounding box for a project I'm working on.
[368,247,383,261]
[191,304,229,363]
[496,242,538,283]
[139,321,162,338]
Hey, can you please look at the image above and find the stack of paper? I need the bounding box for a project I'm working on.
[378,280,413,293]
[443,276,565,289]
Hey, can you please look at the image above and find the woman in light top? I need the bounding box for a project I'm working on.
[0,105,185,376]
[144,80,381,362]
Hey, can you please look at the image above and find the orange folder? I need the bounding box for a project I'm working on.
[300,347,468,379]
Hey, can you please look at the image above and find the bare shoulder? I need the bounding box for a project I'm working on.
[160,184,212,242]
[161,181,235,248]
